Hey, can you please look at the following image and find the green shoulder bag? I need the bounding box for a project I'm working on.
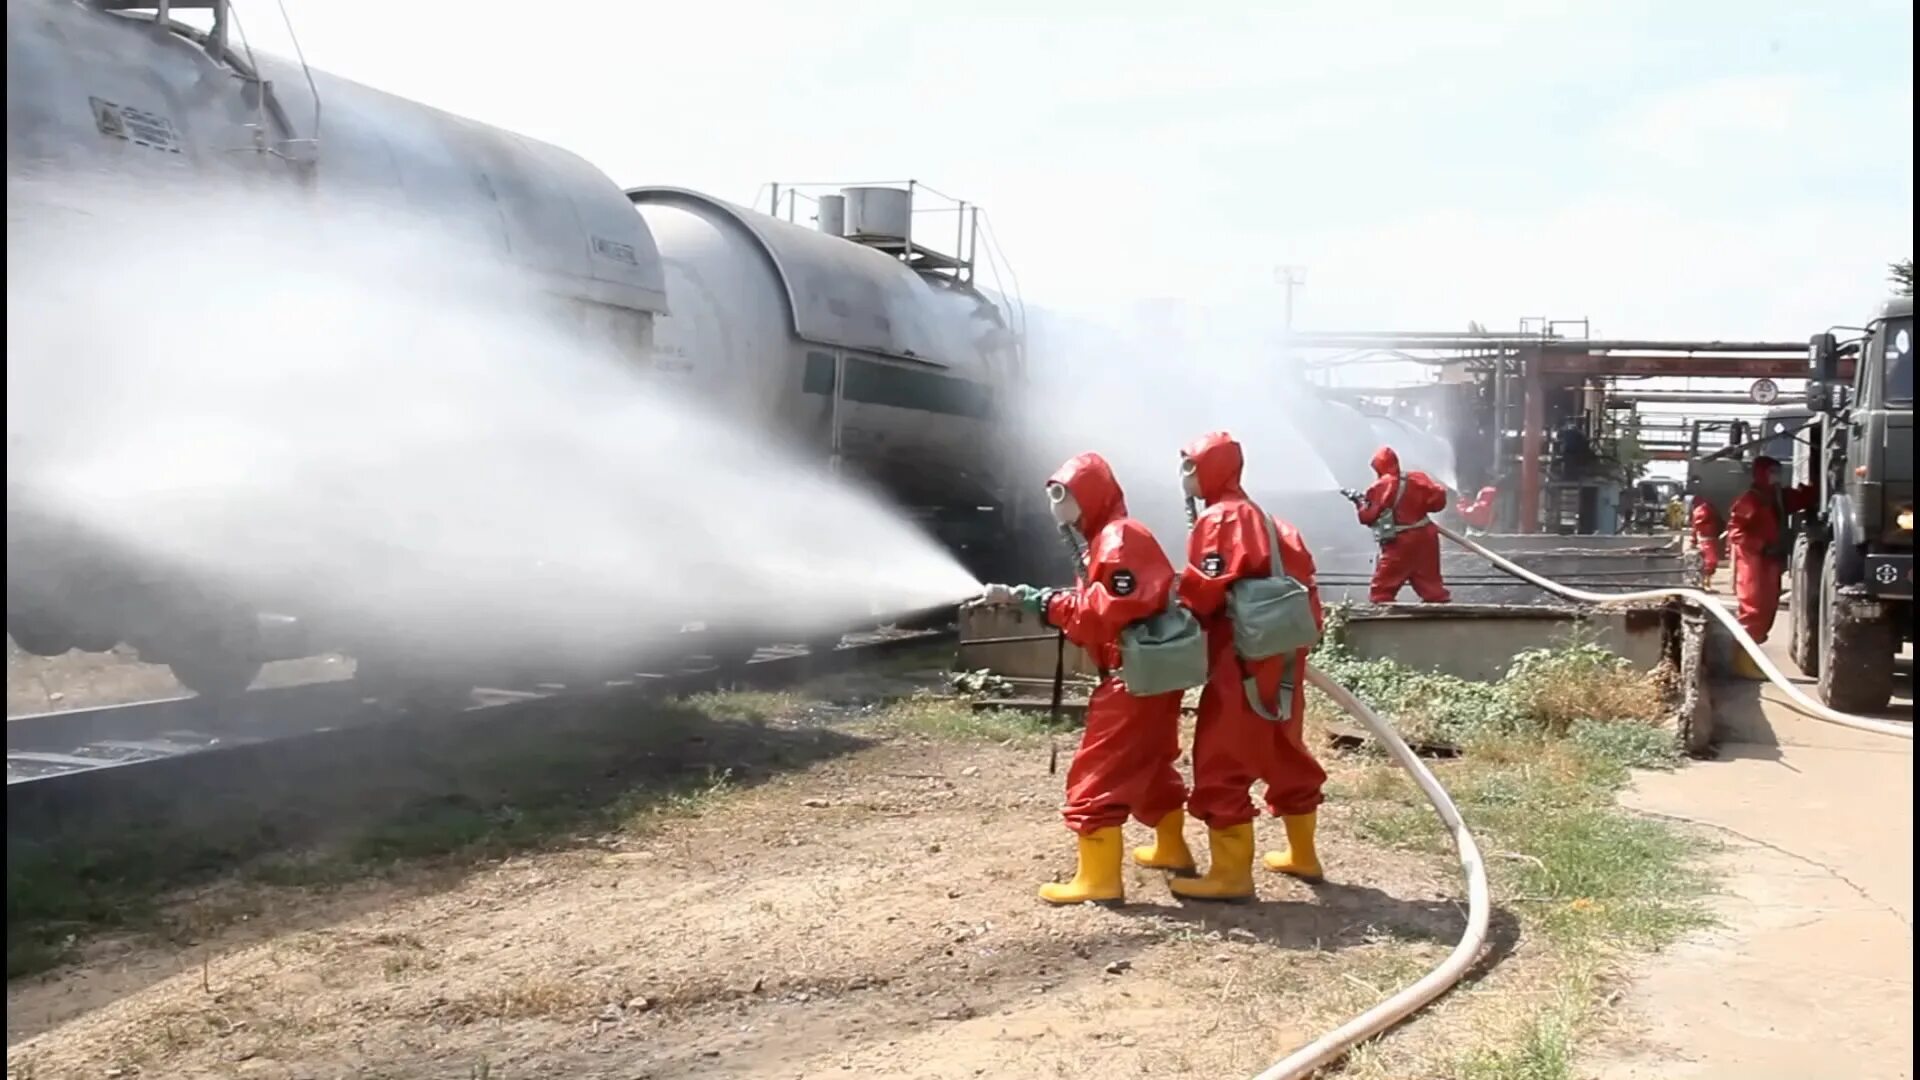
[1226,507,1320,720]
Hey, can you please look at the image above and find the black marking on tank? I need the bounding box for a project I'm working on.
[802,352,994,419]
[90,97,180,153]
[592,236,639,265]
[1110,569,1136,596]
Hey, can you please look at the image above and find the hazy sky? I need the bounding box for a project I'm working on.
[223,1,1910,338]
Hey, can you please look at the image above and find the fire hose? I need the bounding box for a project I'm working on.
[1250,663,1491,1080]
[1252,521,1909,1080]
[1434,522,1910,741]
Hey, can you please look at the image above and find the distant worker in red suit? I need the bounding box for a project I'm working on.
[1724,455,1816,643]
[1345,446,1452,604]
[1456,485,1498,534]
[1688,497,1724,591]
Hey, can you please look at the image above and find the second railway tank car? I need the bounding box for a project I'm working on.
[628,187,1031,585]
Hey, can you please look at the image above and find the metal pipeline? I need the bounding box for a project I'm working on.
[1433,523,1909,740]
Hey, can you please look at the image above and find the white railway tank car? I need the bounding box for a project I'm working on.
[6,0,1037,697]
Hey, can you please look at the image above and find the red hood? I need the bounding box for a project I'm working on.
[1371,446,1401,477]
[1751,456,1780,486]
[1049,452,1127,538]
[1181,431,1246,505]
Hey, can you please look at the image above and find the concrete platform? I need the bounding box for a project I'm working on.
[1317,532,1692,607]
[1584,614,1913,1080]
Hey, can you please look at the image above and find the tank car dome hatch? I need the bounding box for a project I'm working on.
[6,0,667,317]
[626,187,1007,370]
[840,186,913,243]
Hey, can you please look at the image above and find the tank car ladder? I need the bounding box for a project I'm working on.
[95,0,320,165]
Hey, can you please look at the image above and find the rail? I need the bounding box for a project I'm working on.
[8,629,956,788]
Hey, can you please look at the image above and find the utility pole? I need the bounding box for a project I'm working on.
[1275,264,1307,332]
[1275,264,1307,384]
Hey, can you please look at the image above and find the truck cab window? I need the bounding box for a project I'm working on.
[1883,318,1912,403]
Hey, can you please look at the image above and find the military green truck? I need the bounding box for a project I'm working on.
[1789,296,1913,712]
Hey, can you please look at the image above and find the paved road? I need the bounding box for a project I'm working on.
[1587,603,1913,1079]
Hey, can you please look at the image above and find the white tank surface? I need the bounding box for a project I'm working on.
[841,185,913,242]
[628,187,1020,514]
[6,0,668,320]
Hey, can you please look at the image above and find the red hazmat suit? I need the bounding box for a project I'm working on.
[1177,432,1327,827]
[1457,486,1498,531]
[1039,453,1188,837]
[1724,458,1816,643]
[1357,447,1452,604]
[1689,499,1724,579]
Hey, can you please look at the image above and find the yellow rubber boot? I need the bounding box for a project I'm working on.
[1039,826,1125,906]
[1168,824,1256,902]
[1132,809,1198,875]
[1262,812,1325,882]
[1731,647,1767,681]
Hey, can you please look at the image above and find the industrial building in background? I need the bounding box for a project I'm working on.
[1295,297,1911,714]
[1299,325,1827,536]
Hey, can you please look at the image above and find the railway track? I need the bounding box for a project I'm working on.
[7,628,956,789]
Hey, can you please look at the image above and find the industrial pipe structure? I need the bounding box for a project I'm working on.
[1292,329,1817,534]
[1291,333,1805,353]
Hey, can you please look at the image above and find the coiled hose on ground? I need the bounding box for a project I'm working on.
[1252,524,1911,1080]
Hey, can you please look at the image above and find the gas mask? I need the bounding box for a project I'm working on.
[1047,482,1081,529]
[1180,457,1201,499]
[1181,456,1201,526]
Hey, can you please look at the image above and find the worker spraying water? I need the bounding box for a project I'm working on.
[973,452,1206,905]
[1344,446,1452,605]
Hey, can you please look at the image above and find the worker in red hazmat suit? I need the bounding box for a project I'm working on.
[1346,446,1452,604]
[975,452,1189,905]
[1169,431,1328,901]
[1725,455,1816,644]
[1689,497,1724,590]
[1456,485,1498,533]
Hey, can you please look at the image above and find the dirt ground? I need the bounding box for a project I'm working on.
[5,677,1536,1080]
[6,638,352,716]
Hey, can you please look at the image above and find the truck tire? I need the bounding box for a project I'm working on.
[1816,543,1895,714]
[1788,536,1821,676]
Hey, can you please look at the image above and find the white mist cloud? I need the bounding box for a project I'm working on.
[7,177,978,673]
